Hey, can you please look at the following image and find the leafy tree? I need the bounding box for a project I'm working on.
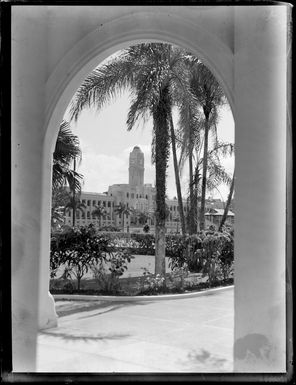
[51,224,134,291]
[50,224,109,290]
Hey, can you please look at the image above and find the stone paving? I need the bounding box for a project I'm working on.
[36,287,234,373]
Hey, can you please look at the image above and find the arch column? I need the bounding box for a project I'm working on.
[233,6,287,372]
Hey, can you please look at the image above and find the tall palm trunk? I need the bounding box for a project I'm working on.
[194,164,200,232]
[188,148,195,234]
[188,124,197,234]
[72,158,76,227]
[169,115,186,235]
[154,89,170,276]
[199,110,210,231]
[219,170,235,231]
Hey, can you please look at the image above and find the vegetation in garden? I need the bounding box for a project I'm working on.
[50,224,134,291]
[50,42,235,291]
[69,42,234,276]
[50,225,233,295]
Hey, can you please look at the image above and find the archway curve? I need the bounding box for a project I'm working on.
[44,10,235,157]
[39,10,236,328]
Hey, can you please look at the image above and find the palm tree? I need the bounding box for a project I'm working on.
[114,203,133,232]
[92,204,107,228]
[64,194,86,227]
[51,186,70,231]
[177,97,203,234]
[52,121,83,193]
[69,43,193,276]
[189,61,226,230]
[219,169,235,231]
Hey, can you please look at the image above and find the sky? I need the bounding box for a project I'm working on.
[64,52,235,202]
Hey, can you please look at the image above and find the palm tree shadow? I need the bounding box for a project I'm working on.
[187,349,227,367]
[40,330,131,342]
[56,299,153,318]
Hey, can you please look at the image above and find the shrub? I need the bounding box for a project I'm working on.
[218,229,234,281]
[166,265,189,291]
[98,225,121,232]
[92,263,122,294]
[194,230,233,286]
[138,269,166,295]
[50,224,135,292]
[130,233,155,255]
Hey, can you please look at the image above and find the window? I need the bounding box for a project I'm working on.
[108,202,111,207]
[82,212,85,219]
[82,200,86,205]
[87,212,90,219]
[87,200,91,206]
[136,194,138,198]
[93,200,96,206]
[103,201,106,207]
[146,195,148,199]
[127,192,129,198]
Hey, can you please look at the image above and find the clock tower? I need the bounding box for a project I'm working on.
[129,146,144,186]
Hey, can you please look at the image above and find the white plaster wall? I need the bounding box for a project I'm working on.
[11,5,288,373]
[233,6,287,372]
[11,6,49,371]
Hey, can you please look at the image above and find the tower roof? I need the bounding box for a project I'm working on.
[133,146,142,151]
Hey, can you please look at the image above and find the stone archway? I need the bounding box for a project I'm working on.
[40,9,236,330]
[12,5,288,373]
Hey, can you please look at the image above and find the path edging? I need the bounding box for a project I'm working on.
[53,285,234,302]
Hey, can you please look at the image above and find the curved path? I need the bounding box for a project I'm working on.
[36,287,233,372]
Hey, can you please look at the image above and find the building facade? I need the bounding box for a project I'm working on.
[64,146,232,232]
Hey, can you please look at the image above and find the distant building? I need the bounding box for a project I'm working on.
[64,146,234,232]
[64,146,190,233]
[205,208,235,228]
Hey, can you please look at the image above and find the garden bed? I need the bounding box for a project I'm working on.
[50,273,233,297]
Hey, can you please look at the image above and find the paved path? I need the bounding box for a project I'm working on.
[36,287,233,373]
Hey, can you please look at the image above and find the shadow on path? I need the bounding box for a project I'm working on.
[55,299,154,318]
[39,329,131,342]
